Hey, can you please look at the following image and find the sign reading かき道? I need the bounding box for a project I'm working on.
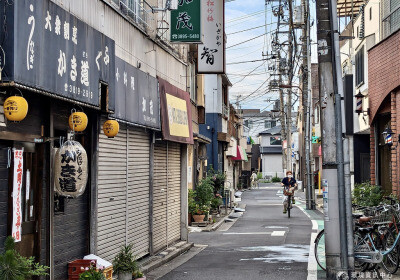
[3,0,115,109]
[12,149,24,242]
[170,0,202,43]
[198,0,224,73]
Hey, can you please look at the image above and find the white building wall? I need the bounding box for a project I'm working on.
[205,74,222,114]
[262,154,284,179]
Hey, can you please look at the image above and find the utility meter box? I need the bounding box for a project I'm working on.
[293,6,305,27]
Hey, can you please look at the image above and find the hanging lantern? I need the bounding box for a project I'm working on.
[3,96,28,122]
[54,140,88,198]
[69,111,88,132]
[103,120,120,138]
[355,91,364,114]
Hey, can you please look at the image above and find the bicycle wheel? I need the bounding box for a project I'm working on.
[314,229,326,271]
[287,196,291,218]
[382,227,400,274]
[353,232,371,272]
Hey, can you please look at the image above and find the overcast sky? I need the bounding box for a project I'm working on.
[225,0,318,111]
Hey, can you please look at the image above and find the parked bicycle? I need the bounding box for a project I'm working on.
[314,201,400,274]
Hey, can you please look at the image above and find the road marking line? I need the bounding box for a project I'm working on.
[295,204,319,280]
[307,232,318,280]
[271,231,286,236]
[222,232,272,235]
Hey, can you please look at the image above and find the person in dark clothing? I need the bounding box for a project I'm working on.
[281,171,297,214]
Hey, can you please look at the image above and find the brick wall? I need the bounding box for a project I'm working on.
[391,92,399,194]
[368,31,400,123]
[370,124,376,185]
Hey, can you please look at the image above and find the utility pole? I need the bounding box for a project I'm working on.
[316,0,353,277]
[276,0,287,172]
[302,0,314,209]
[286,0,294,173]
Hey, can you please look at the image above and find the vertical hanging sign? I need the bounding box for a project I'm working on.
[198,0,225,73]
[12,149,24,242]
[170,0,202,43]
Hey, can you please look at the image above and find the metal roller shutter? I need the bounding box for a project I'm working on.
[127,127,150,258]
[153,142,168,252]
[167,143,181,244]
[97,122,127,261]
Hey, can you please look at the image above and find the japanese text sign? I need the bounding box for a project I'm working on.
[12,149,24,243]
[113,57,160,129]
[170,0,202,43]
[198,0,225,73]
[1,0,115,109]
[158,77,194,144]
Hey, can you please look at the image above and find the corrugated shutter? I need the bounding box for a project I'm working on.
[97,122,151,261]
[167,143,181,244]
[97,122,127,261]
[153,142,181,252]
[153,142,167,252]
[127,127,150,258]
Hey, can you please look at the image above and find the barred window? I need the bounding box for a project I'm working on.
[355,46,364,86]
[382,0,400,38]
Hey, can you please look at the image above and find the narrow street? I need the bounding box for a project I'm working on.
[148,183,322,280]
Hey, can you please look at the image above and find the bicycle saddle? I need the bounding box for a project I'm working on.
[358,216,371,223]
[352,213,363,219]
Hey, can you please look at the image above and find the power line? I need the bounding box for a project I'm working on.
[226,58,268,65]
[227,24,273,35]
[226,34,266,49]
[226,10,267,24]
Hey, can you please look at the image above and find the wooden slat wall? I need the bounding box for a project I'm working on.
[153,142,168,253]
[97,123,127,261]
[167,143,181,244]
[127,128,150,258]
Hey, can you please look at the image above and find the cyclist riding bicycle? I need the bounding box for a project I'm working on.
[281,171,297,214]
[250,171,258,189]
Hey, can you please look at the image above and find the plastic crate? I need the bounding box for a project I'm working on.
[68,259,96,278]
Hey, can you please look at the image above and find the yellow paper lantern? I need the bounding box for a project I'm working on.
[3,96,28,122]
[103,120,119,138]
[69,112,88,132]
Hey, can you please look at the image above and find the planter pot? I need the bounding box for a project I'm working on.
[118,272,132,280]
[192,214,205,223]
[135,277,146,280]
[188,213,192,226]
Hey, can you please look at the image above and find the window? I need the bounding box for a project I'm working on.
[355,46,365,86]
[382,0,400,38]
[270,136,282,145]
[370,7,372,20]
[264,120,277,129]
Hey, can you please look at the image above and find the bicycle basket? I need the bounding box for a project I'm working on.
[370,208,394,225]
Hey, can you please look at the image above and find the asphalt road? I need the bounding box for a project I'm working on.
[149,183,315,280]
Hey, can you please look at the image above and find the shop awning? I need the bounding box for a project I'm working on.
[232,146,248,162]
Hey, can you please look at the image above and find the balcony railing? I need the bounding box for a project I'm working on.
[111,0,155,33]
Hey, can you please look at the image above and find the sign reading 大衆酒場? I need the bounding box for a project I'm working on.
[1,0,115,109]
[170,0,202,43]
[198,0,224,73]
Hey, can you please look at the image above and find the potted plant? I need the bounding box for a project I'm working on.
[192,204,210,223]
[210,194,223,214]
[192,177,214,223]
[79,261,106,280]
[113,244,137,280]
[133,269,146,280]
[188,189,197,225]
[0,236,49,280]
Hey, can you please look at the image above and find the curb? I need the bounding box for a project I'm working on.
[140,242,194,274]
[204,209,235,232]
